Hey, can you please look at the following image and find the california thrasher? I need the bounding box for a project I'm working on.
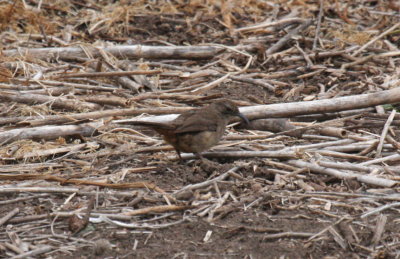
[134,99,249,160]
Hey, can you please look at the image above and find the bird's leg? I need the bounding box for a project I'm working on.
[175,149,183,163]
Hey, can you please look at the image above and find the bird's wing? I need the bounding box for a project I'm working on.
[173,111,219,134]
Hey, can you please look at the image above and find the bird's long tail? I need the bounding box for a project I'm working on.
[116,120,176,137]
[126,121,175,130]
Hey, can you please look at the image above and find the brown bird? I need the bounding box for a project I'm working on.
[133,99,249,160]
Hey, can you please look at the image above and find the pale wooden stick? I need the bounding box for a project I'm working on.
[359,153,400,166]
[0,187,142,199]
[10,245,52,259]
[55,69,162,78]
[262,231,314,240]
[0,208,19,226]
[190,73,231,94]
[370,214,387,246]
[0,163,62,173]
[240,87,400,120]
[3,45,222,60]
[174,150,297,160]
[118,87,400,123]
[313,0,324,49]
[361,202,400,218]
[266,19,312,55]
[0,91,100,111]
[122,205,192,216]
[97,215,186,229]
[315,150,368,161]
[307,217,348,242]
[235,18,306,33]
[0,122,102,145]
[376,109,396,157]
[328,227,347,249]
[288,160,397,187]
[317,160,375,173]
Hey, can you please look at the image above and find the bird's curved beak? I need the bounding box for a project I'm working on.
[237,112,250,125]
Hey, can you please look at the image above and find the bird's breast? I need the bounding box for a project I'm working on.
[176,128,224,153]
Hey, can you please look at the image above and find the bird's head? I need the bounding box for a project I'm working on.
[212,99,249,124]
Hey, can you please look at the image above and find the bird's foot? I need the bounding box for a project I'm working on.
[193,154,219,174]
